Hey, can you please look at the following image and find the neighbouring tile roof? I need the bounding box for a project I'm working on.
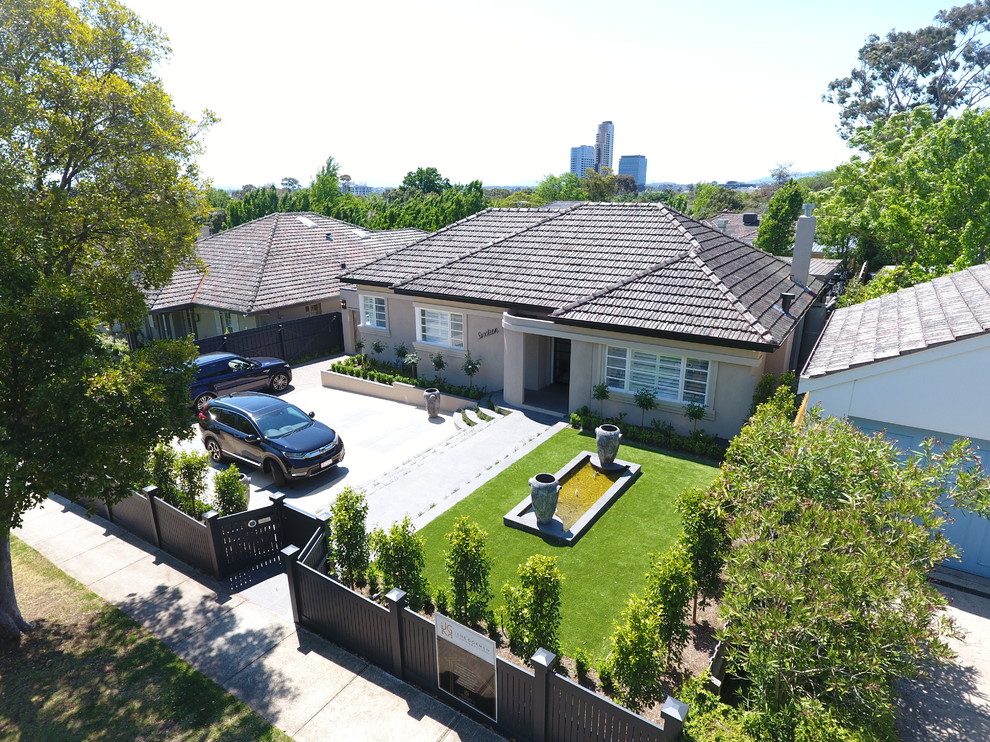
[803,263,990,378]
[148,213,426,314]
[344,203,830,349]
[703,211,760,244]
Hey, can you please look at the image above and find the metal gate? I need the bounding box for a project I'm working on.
[215,505,282,577]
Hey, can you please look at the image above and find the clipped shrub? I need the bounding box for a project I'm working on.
[369,516,429,610]
[502,554,564,659]
[600,594,666,712]
[328,486,370,587]
[573,646,591,681]
[645,543,695,663]
[148,442,181,507]
[443,516,493,625]
[213,463,248,515]
[174,450,211,517]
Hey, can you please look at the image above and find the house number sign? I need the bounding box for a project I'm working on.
[477,328,499,340]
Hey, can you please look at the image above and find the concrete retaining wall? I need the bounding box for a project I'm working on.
[320,370,479,414]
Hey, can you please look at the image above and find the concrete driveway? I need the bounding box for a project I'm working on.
[181,356,465,517]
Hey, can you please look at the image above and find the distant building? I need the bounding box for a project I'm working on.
[618,155,647,191]
[569,145,595,177]
[595,121,614,173]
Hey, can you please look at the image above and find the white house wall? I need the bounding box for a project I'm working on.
[800,335,990,443]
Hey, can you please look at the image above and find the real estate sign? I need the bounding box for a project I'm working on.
[435,612,497,720]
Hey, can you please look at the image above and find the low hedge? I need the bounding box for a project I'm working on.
[330,354,486,401]
[569,406,725,462]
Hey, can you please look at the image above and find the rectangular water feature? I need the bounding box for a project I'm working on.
[503,451,641,546]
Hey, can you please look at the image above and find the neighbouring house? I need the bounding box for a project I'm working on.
[704,211,761,244]
[143,212,426,342]
[340,202,838,438]
[799,264,990,577]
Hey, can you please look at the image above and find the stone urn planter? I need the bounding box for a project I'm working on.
[529,473,560,525]
[596,424,622,467]
[424,388,441,418]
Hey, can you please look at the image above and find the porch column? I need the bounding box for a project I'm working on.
[568,340,594,414]
[502,326,525,407]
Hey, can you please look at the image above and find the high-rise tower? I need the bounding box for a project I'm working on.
[595,121,614,173]
[569,145,595,177]
[618,155,647,191]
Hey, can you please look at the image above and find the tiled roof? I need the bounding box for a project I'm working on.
[148,213,426,314]
[345,203,828,349]
[803,263,990,378]
[703,211,760,244]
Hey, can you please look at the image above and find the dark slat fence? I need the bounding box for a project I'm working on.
[281,538,690,742]
[84,488,324,580]
[195,313,343,363]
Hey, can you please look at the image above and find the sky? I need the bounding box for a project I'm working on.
[122,0,950,189]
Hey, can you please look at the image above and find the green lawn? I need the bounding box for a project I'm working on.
[417,426,719,660]
[2,537,292,742]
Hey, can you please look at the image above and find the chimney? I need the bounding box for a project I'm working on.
[791,215,815,285]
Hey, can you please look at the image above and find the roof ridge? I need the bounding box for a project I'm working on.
[662,206,778,344]
[392,207,573,289]
[690,251,777,344]
[245,212,281,313]
[552,251,691,315]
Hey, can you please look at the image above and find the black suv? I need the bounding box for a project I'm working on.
[191,352,292,411]
[198,392,345,487]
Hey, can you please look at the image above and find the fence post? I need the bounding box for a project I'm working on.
[531,648,558,742]
[203,510,224,580]
[142,485,163,548]
[277,323,286,360]
[281,545,302,624]
[270,492,287,547]
[660,696,689,739]
[385,588,408,680]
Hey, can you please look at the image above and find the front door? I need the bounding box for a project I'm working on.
[552,338,571,385]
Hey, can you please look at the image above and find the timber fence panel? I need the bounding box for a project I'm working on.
[154,498,215,575]
[399,608,438,689]
[195,313,343,364]
[273,494,327,549]
[497,657,535,740]
[295,563,393,669]
[547,672,670,742]
[109,490,158,546]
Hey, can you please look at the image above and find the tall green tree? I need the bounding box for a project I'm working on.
[712,389,990,737]
[534,172,587,202]
[754,179,805,256]
[690,183,746,220]
[401,166,451,194]
[817,106,990,277]
[0,0,208,642]
[825,2,990,139]
[582,167,618,201]
[310,156,344,215]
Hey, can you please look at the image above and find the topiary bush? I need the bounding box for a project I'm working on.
[502,554,564,659]
[443,516,493,626]
[328,486,370,587]
[213,463,248,516]
[369,516,430,611]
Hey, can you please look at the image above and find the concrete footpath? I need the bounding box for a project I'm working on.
[13,403,563,742]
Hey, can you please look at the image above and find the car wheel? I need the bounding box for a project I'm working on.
[204,437,225,463]
[266,460,288,487]
[194,392,216,412]
[269,372,290,392]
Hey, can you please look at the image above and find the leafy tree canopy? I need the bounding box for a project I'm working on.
[401,166,451,194]
[582,167,618,201]
[534,172,587,202]
[753,179,806,256]
[817,106,990,277]
[825,1,990,139]
[0,0,208,642]
[711,389,990,738]
[690,183,746,220]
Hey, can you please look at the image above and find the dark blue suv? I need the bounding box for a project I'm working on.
[198,392,345,487]
[191,352,292,411]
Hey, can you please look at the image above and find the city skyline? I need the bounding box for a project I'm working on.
[122,0,954,189]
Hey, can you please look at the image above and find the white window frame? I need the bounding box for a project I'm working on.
[360,295,387,330]
[604,345,710,406]
[416,307,464,349]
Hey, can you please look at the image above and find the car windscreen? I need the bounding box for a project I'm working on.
[255,405,313,438]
